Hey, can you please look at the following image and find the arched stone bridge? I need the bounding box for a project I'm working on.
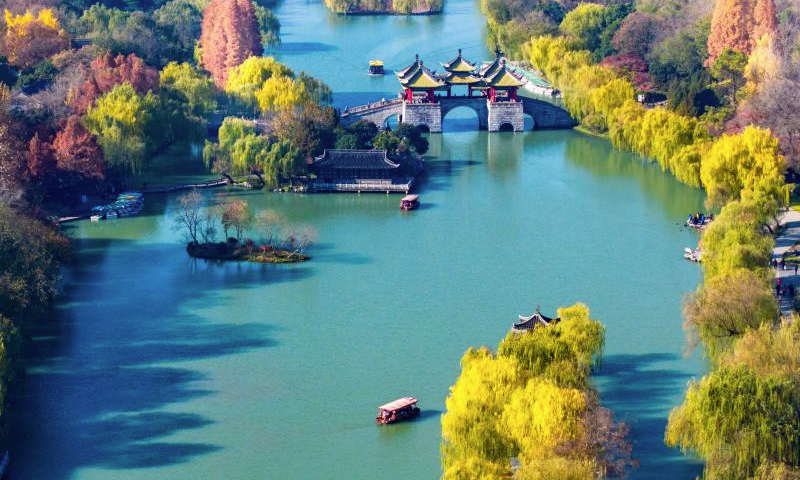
[339,96,576,133]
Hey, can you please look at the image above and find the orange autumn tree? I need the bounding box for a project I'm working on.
[707,0,777,64]
[1,9,69,68]
[199,0,262,88]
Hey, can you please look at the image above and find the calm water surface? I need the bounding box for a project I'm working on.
[10,0,706,478]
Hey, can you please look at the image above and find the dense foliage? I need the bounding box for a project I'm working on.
[324,0,444,15]
[441,304,635,479]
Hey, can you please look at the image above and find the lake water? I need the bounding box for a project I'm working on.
[8,0,707,478]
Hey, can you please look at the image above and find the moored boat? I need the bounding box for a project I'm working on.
[376,397,420,425]
[400,194,419,211]
[368,60,385,75]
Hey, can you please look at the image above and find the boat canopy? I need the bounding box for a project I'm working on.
[402,194,419,202]
[378,397,418,412]
[369,60,384,67]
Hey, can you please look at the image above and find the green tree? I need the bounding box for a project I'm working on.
[683,268,777,359]
[83,83,157,173]
[160,62,217,117]
[666,367,800,480]
[710,48,748,106]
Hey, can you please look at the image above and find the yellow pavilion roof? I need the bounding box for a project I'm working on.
[441,49,476,73]
[397,55,421,80]
[398,63,446,89]
[482,62,525,88]
[443,71,481,85]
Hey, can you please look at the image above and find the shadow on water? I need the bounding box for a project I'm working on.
[8,237,313,480]
[595,353,704,480]
[416,159,481,192]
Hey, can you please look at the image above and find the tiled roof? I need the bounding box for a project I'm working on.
[313,150,400,170]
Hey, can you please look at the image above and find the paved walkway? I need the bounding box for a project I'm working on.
[772,209,800,316]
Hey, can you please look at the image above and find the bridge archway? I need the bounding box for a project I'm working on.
[383,113,400,130]
[441,105,481,132]
[523,113,536,131]
[497,122,515,132]
[416,123,431,133]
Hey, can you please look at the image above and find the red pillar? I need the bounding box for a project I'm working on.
[405,88,413,102]
[427,90,435,103]
[489,87,496,102]
[511,88,517,101]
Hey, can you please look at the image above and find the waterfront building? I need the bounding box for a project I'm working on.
[310,149,423,193]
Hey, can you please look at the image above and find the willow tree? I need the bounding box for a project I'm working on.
[665,367,800,479]
[683,268,777,360]
[699,197,774,280]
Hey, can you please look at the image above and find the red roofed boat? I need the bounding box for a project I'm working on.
[376,397,420,425]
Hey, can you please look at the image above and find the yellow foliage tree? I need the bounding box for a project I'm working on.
[1,9,69,67]
[501,378,587,464]
[255,75,309,113]
[699,126,785,206]
[225,56,295,109]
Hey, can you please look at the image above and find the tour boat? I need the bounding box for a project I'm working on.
[376,397,420,425]
[89,192,144,221]
[400,194,419,211]
[368,60,385,75]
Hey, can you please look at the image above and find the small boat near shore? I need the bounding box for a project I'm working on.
[90,192,144,221]
[376,397,420,425]
[400,194,419,211]
[684,247,702,262]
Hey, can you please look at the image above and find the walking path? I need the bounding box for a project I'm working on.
[772,209,800,316]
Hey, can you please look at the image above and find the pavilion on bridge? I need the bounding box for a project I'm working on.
[395,49,525,104]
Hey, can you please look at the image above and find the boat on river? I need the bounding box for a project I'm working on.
[368,60,385,75]
[400,194,419,210]
[376,397,420,425]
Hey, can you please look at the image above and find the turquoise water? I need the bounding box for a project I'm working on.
[9,0,707,478]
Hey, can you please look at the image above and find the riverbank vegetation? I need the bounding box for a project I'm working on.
[479,0,800,477]
[175,189,315,263]
[441,304,637,479]
[323,0,443,15]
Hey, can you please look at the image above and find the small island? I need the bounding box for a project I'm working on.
[323,0,443,15]
[175,191,316,264]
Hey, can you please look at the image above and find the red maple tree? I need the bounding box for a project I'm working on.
[707,0,778,64]
[71,52,159,114]
[52,116,105,181]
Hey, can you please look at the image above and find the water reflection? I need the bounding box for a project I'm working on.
[562,132,706,220]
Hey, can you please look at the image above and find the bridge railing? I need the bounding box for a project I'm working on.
[341,98,403,116]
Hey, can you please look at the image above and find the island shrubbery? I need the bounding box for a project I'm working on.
[174,189,316,263]
[442,304,636,479]
[324,0,443,15]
